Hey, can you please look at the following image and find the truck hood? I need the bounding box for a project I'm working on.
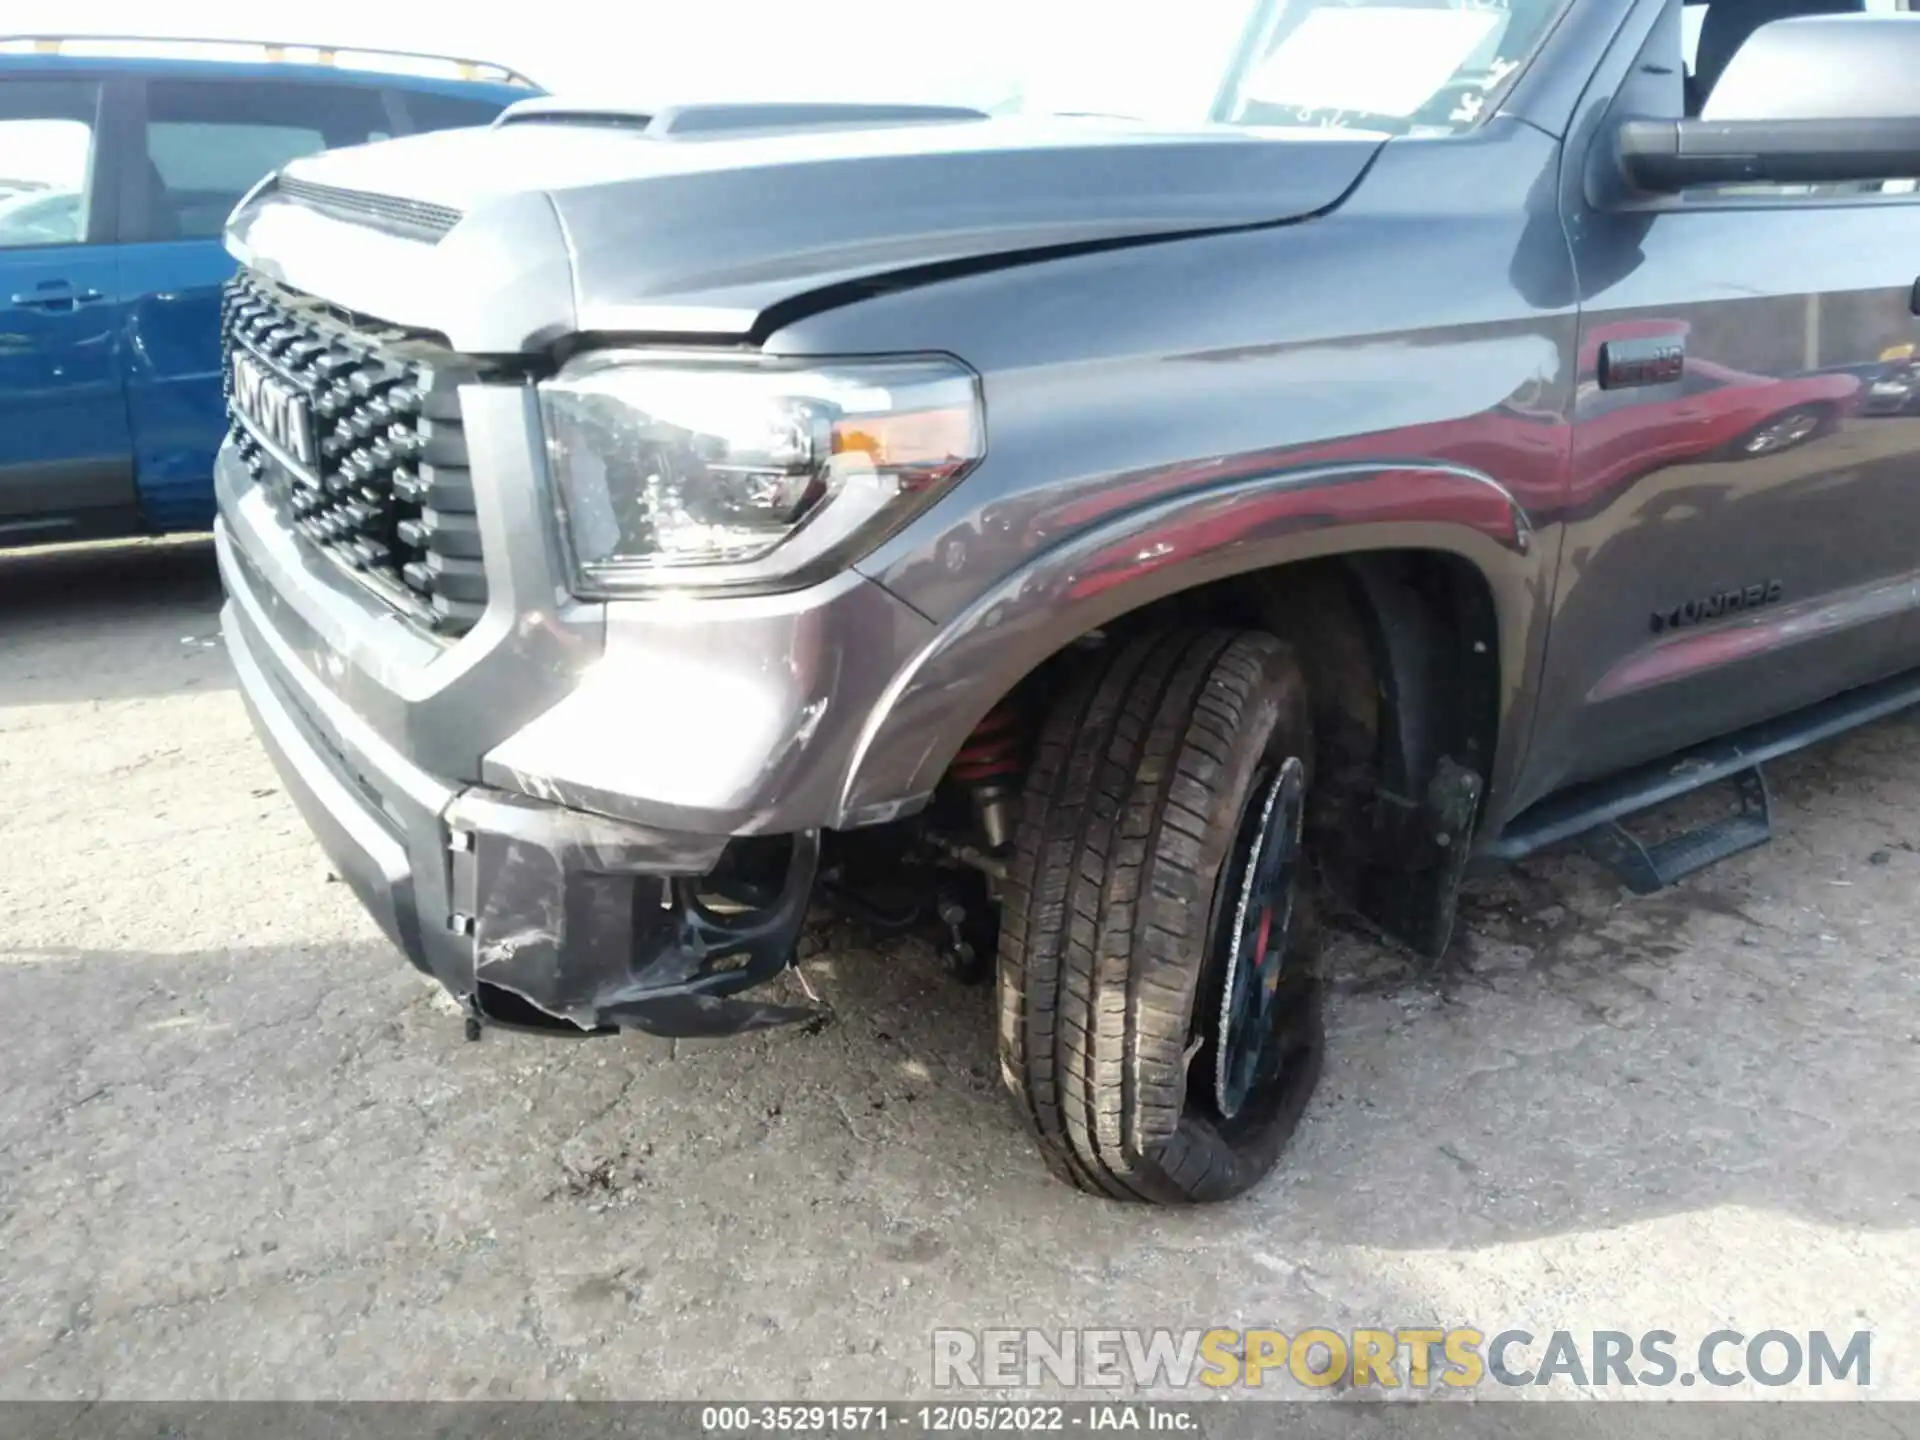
[227,107,1386,352]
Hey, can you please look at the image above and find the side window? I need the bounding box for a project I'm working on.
[1681,2,1706,76]
[401,90,511,134]
[0,79,100,249]
[140,80,391,242]
[1685,0,1908,95]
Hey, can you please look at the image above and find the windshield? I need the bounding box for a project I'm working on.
[517,0,1570,139]
[991,0,1569,136]
[1209,0,1569,134]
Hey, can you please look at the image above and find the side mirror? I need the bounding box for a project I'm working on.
[1614,13,1920,194]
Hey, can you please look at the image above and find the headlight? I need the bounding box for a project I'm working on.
[539,352,984,595]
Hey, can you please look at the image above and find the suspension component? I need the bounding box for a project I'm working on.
[952,699,1026,782]
[935,887,996,986]
[952,699,1028,850]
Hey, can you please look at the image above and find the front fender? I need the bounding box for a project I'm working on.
[838,460,1534,825]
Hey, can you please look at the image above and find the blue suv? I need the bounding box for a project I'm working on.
[0,36,537,547]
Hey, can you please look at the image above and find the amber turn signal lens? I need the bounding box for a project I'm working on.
[832,406,981,490]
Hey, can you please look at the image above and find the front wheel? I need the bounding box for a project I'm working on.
[996,628,1325,1204]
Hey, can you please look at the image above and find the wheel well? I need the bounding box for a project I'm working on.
[952,550,1501,953]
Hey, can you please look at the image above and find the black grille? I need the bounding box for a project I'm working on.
[277,177,463,241]
[222,271,488,636]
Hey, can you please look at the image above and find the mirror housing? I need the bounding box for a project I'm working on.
[1615,13,1920,194]
[1616,116,1920,192]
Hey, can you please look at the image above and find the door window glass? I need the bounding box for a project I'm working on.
[0,79,99,248]
[141,79,390,240]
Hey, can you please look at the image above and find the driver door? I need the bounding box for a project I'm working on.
[1520,0,1920,804]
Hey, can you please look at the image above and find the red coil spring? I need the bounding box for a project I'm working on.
[951,700,1027,783]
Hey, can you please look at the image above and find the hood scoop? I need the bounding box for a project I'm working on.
[274,176,464,242]
[491,97,991,140]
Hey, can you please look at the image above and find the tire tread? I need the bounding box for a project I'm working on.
[996,626,1325,1204]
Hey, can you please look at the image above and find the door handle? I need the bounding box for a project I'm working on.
[8,282,105,312]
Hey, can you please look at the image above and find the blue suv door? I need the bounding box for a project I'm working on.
[0,75,135,545]
[118,76,407,532]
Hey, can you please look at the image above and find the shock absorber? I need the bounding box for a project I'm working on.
[952,699,1028,851]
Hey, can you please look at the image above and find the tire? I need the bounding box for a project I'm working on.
[996,627,1326,1204]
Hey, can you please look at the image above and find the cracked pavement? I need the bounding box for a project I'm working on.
[0,537,1915,1403]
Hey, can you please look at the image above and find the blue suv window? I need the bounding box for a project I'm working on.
[140,79,392,241]
[401,91,508,132]
[0,79,100,249]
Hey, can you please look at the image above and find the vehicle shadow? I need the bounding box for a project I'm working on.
[0,535,230,708]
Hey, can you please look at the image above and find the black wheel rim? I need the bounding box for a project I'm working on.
[1210,755,1307,1121]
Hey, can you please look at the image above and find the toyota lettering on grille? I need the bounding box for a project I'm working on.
[231,351,317,469]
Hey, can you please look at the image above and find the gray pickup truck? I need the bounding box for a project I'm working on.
[215,0,1920,1204]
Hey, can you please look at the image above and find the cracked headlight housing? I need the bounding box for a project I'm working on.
[540,352,984,595]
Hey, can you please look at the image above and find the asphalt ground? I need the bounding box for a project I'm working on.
[1,536,1914,1407]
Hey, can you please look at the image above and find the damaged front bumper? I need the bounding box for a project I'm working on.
[449,790,820,1037]
[221,532,824,1039]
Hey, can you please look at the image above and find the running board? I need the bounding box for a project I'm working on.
[1580,766,1771,894]
[1485,667,1920,880]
